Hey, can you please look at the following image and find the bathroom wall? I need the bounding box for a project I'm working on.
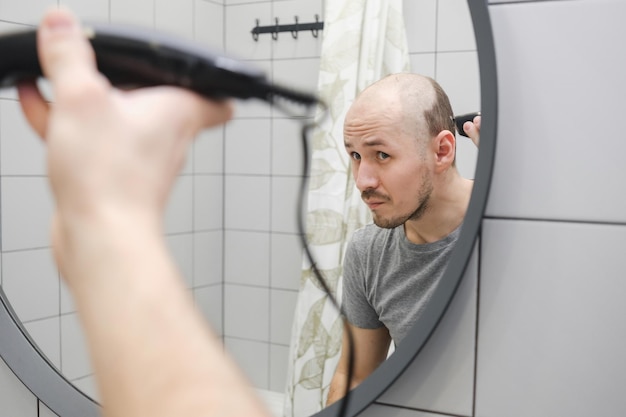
[0,0,480,416]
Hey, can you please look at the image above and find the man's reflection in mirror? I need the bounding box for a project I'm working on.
[326,73,480,405]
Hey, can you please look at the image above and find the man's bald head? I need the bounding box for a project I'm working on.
[349,73,456,142]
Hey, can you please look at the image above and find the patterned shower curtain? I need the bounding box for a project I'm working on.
[283,1,410,416]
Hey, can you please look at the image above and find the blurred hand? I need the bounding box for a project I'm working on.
[17,8,232,277]
[463,114,481,147]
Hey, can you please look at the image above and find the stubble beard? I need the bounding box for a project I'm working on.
[371,176,433,229]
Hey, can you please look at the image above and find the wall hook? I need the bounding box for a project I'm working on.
[291,16,299,39]
[252,19,259,41]
[272,17,279,40]
[311,14,320,38]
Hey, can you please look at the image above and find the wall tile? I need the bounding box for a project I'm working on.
[271,176,300,234]
[272,57,319,94]
[486,1,626,223]
[403,0,437,53]
[194,0,224,48]
[193,231,223,287]
[270,233,302,290]
[225,337,269,389]
[59,0,110,21]
[224,230,270,286]
[194,174,224,231]
[271,0,323,60]
[155,0,194,38]
[194,284,223,335]
[270,288,297,345]
[164,175,194,234]
[271,118,305,176]
[194,126,224,174]
[39,401,61,417]
[166,233,194,288]
[0,357,38,417]
[477,219,626,417]
[2,249,59,323]
[0,100,46,176]
[225,119,271,175]
[1,177,54,251]
[24,317,61,369]
[60,313,92,380]
[377,246,477,416]
[436,0,475,52]
[69,375,99,403]
[409,53,436,79]
[0,0,55,24]
[224,284,269,341]
[269,344,289,392]
[225,3,271,60]
[435,51,480,116]
[224,175,270,231]
[110,0,154,27]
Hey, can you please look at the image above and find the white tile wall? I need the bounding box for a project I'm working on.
[164,175,194,234]
[486,0,626,223]
[270,288,297,345]
[193,230,223,286]
[110,0,154,26]
[166,233,194,288]
[224,175,271,230]
[194,174,224,230]
[59,0,110,22]
[155,0,194,38]
[0,357,38,417]
[0,100,47,176]
[1,177,54,251]
[477,219,626,417]
[224,283,269,341]
[271,176,301,233]
[2,249,59,323]
[270,233,302,290]
[225,337,270,389]
[225,230,270,286]
[24,317,61,368]
[194,284,223,335]
[60,313,92,380]
[194,0,224,49]
[225,119,272,175]
[0,0,55,24]
[225,2,271,60]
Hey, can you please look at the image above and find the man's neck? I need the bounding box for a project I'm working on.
[403,176,474,245]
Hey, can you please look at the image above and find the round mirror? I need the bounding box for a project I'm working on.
[0,0,496,416]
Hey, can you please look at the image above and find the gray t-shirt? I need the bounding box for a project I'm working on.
[342,223,461,345]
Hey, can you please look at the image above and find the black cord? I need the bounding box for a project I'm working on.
[269,95,354,417]
[296,116,354,417]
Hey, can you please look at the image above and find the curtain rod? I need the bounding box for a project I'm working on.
[251,15,324,41]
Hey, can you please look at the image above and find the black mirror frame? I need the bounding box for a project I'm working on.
[0,1,496,416]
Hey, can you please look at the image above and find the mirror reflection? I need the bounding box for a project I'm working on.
[0,1,478,417]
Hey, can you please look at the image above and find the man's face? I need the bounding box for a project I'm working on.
[344,107,434,229]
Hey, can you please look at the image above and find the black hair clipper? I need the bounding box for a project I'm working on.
[454,111,481,137]
[0,22,320,107]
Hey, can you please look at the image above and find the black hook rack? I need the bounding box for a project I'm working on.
[251,14,324,41]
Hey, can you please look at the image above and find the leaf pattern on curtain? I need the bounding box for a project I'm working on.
[283,1,410,416]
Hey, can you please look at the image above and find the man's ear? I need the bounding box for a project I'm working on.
[433,130,456,172]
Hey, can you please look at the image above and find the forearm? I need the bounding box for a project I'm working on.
[60,215,268,417]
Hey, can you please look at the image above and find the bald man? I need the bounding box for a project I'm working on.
[327,73,476,405]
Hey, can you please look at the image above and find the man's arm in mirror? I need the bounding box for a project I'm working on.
[326,324,392,406]
[17,8,269,417]
[463,114,481,147]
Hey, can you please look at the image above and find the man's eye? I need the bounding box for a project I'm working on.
[377,152,390,160]
[351,152,361,161]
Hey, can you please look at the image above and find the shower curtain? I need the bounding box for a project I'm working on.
[283,1,410,416]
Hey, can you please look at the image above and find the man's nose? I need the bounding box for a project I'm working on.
[355,162,379,191]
